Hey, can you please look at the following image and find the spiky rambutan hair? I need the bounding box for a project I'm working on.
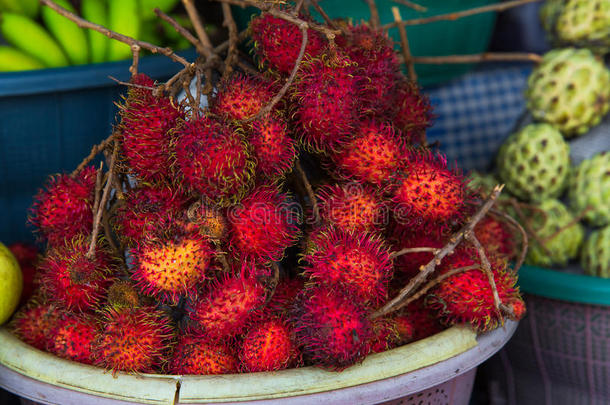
[173,115,255,207]
[248,115,297,183]
[11,301,66,351]
[169,332,238,375]
[389,80,434,142]
[210,73,278,121]
[30,166,97,247]
[48,313,98,365]
[239,316,300,372]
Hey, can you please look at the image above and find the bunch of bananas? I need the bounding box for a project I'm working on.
[0,0,195,72]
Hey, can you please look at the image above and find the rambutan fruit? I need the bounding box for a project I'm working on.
[117,73,184,182]
[92,306,174,374]
[302,228,393,305]
[185,201,228,242]
[11,302,65,351]
[393,299,445,343]
[113,184,187,246]
[332,120,408,186]
[291,54,362,153]
[229,187,300,263]
[248,115,297,182]
[210,73,277,121]
[106,280,142,309]
[292,287,374,370]
[426,246,524,332]
[9,242,39,304]
[267,277,304,316]
[474,215,517,261]
[48,313,98,365]
[317,182,387,234]
[189,263,267,339]
[239,317,300,372]
[131,227,214,303]
[391,232,444,278]
[391,151,471,232]
[40,236,115,312]
[369,318,401,354]
[29,166,97,246]
[389,80,434,142]
[173,116,255,207]
[250,13,326,75]
[169,332,238,375]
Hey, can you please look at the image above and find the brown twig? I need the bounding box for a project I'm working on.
[384,0,544,29]
[71,134,115,178]
[310,0,339,31]
[108,76,156,91]
[215,248,231,272]
[221,2,240,77]
[392,0,427,12]
[401,52,543,64]
[155,8,200,49]
[389,247,438,260]
[40,0,190,67]
[129,44,140,76]
[87,143,118,259]
[392,7,417,82]
[182,0,214,58]
[365,0,381,29]
[294,0,305,15]
[294,160,320,225]
[466,233,506,317]
[491,208,528,273]
[371,185,504,319]
[91,162,104,225]
[102,208,122,261]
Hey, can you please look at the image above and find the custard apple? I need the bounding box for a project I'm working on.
[497,123,570,202]
[526,199,584,267]
[581,225,610,277]
[567,151,610,226]
[525,48,610,137]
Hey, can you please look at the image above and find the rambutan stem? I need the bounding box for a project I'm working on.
[365,0,381,29]
[391,7,417,82]
[391,0,427,12]
[310,0,339,32]
[40,0,190,67]
[403,53,543,64]
[71,134,114,178]
[129,44,141,77]
[490,208,528,273]
[294,160,320,224]
[221,2,239,78]
[371,184,504,320]
[91,162,104,224]
[182,0,215,59]
[389,247,438,260]
[155,9,200,49]
[293,0,305,15]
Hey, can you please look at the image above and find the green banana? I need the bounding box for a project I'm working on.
[139,0,180,20]
[0,46,45,71]
[41,0,89,65]
[81,0,110,63]
[0,13,69,68]
[107,0,140,62]
[0,0,39,19]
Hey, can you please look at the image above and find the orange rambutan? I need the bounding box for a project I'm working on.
[239,317,300,372]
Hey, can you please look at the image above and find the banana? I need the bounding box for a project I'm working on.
[41,0,89,65]
[139,0,180,20]
[81,0,110,63]
[0,13,69,68]
[107,0,140,62]
[0,0,39,18]
[0,46,45,71]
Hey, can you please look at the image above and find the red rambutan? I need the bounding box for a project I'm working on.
[317,182,387,234]
[131,228,214,303]
[48,313,98,365]
[173,116,255,207]
[189,263,267,339]
[239,317,300,372]
[211,73,277,121]
[29,166,97,247]
[369,318,401,354]
[248,115,297,182]
[40,237,115,312]
[9,242,39,304]
[11,302,65,351]
[332,120,408,186]
[169,333,238,375]
[228,187,300,263]
[267,277,304,316]
[92,306,173,374]
[389,80,434,142]
[302,228,393,305]
[393,299,445,343]
[250,13,326,75]
[474,215,517,261]
[118,73,184,182]
[293,287,374,370]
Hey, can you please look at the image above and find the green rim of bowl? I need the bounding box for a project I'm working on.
[519,265,610,306]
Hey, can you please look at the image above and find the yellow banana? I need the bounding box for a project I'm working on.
[139,0,180,20]
[107,0,140,62]
[0,13,69,68]
[81,0,110,63]
[0,46,45,71]
[41,0,89,65]
[0,0,39,19]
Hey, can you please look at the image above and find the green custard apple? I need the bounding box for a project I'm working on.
[497,123,570,202]
[568,151,610,226]
[525,48,610,137]
[526,199,584,268]
[581,225,610,277]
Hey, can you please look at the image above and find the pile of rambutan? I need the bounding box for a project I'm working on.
[10,3,525,376]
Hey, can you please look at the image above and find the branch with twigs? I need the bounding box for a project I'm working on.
[71,134,115,178]
[392,6,417,81]
[401,52,543,65]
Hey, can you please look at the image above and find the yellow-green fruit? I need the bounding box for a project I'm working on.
[582,226,610,278]
[0,0,39,18]
[568,151,610,226]
[525,48,610,137]
[0,46,45,71]
[526,199,584,268]
[107,0,140,61]
[0,13,69,68]
[81,0,110,63]
[41,0,89,65]
[139,0,180,20]
[0,242,23,325]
